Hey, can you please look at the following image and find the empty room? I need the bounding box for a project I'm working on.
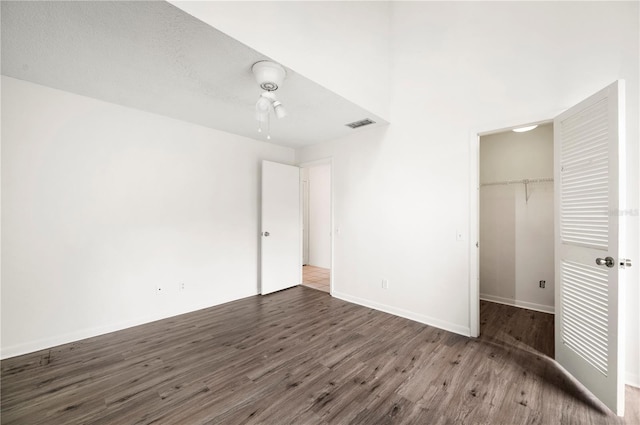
[1,1,638,424]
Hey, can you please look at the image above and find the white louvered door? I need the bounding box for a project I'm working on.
[554,81,625,415]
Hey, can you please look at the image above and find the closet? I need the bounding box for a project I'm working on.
[479,123,555,355]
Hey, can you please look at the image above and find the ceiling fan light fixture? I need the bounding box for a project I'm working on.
[251,62,287,140]
[256,96,271,111]
[273,101,287,119]
[255,96,271,122]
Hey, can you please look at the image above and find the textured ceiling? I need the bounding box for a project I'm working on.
[1,1,386,148]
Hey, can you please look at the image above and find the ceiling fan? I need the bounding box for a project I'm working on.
[252,61,287,139]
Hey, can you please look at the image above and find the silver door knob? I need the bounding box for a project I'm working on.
[595,257,615,268]
[262,231,270,237]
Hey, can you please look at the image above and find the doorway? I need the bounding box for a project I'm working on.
[469,82,627,414]
[477,122,555,357]
[300,161,332,293]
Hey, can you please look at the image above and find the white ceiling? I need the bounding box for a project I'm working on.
[1,1,386,148]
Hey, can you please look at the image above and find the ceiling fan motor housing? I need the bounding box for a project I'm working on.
[252,61,286,92]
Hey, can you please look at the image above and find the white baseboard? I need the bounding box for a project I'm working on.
[626,372,640,388]
[1,313,169,359]
[480,293,554,314]
[332,291,471,337]
[1,291,258,359]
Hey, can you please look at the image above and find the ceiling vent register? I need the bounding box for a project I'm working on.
[346,119,375,129]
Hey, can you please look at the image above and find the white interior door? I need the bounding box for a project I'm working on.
[554,80,626,415]
[261,160,301,295]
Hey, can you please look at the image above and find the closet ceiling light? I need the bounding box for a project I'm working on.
[512,125,538,133]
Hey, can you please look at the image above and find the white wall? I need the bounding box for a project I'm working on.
[480,185,516,302]
[480,125,554,183]
[169,1,391,121]
[296,2,639,386]
[0,76,294,358]
[307,164,331,269]
[480,125,554,313]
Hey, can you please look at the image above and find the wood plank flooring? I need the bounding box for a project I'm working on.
[2,287,639,424]
[301,266,330,293]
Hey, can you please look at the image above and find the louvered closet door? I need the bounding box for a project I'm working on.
[554,81,625,415]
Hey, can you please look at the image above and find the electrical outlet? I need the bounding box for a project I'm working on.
[179,282,185,291]
[382,279,389,289]
[539,280,546,289]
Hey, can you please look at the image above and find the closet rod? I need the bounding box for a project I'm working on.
[480,177,553,204]
[479,177,554,187]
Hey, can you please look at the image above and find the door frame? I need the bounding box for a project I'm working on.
[302,168,310,266]
[469,111,563,337]
[298,157,334,294]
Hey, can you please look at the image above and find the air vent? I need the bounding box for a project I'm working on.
[345,118,375,129]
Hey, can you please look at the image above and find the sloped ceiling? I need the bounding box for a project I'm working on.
[1,1,387,148]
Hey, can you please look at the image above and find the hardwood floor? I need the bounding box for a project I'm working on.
[301,265,330,293]
[479,300,554,359]
[2,287,638,424]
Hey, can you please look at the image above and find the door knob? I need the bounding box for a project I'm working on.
[262,231,270,237]
[595,257,615,268]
